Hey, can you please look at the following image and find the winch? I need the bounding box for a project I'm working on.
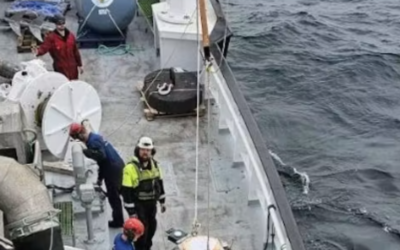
[0,59,102,162]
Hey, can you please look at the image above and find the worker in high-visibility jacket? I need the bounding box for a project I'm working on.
[121,136,166,250]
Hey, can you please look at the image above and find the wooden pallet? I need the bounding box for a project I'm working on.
[136,81,206,121]
[16,29,46,53]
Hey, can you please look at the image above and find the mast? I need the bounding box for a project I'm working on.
[198,0,211,62]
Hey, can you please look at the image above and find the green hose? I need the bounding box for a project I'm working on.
[96,44,144,56]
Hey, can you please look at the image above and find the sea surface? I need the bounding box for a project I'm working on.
[225,0,400,249]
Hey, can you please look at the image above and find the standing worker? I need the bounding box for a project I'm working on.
[113,217,145,250]
[121,137,166,250]
[32,14,83,80]
[69,122,125,228]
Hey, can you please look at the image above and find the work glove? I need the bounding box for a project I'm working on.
[160,204,166,213]
[95,179,103,187]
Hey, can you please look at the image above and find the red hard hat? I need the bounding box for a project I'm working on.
[69,123,83,136]
[123,218,144,236]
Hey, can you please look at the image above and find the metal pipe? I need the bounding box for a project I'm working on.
[72,143,86,199]
[84,205,94,242]
[79,184,95,244]
[0,156,64,250]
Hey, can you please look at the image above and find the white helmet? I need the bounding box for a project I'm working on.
[137,137,154,149]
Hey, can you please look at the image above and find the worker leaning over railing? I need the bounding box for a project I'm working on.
[121,137,166,250]
[69,122,125,228]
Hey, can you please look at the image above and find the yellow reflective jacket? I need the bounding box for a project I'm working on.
[122,156,162,201]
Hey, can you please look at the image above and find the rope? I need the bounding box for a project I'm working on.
[136,0,155,34]
[107,8,125,39]
[48,225,53,250]
[78,5,125,39]
[77,4,96,36]
[104,8,199,138]
[191,0,202,235]
[206,63,212,250]
[158,215,168,250]
[96,44,143,56]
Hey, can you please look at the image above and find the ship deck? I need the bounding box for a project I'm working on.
[0,2,263,250]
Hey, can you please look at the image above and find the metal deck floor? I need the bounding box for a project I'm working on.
[0,2,264,249]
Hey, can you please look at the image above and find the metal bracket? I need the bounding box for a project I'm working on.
[157,82,174,95]
[7,210,60,239]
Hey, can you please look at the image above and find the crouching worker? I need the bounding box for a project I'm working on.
[121,137,166,250]
[69,122,125,228]
[113,218,145,250]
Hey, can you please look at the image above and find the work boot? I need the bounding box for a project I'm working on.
[108,220,123,228]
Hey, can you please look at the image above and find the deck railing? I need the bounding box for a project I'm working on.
[208,44,306,250]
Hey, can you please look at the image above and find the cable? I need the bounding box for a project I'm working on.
[77,4,96,35]
[192,0,230,239]
[206,64,212,250]
[48,225,53,250]
[78,5,125,39]
[192,0,201,231]
[48,212,55,250]
[107,8,125,38]
[157,215,168,250]
[136,0,155,34]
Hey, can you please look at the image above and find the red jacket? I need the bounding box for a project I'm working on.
[37,29,82,80]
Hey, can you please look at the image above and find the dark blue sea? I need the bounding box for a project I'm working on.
[226,0,400,249]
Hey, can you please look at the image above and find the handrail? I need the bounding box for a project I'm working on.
[208,63,288,248]
[209,44,306,250]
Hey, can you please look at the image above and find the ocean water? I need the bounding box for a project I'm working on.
[225,0,400,249]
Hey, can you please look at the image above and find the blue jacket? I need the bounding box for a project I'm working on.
[113,233,135,250]
[83,132,124,183]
